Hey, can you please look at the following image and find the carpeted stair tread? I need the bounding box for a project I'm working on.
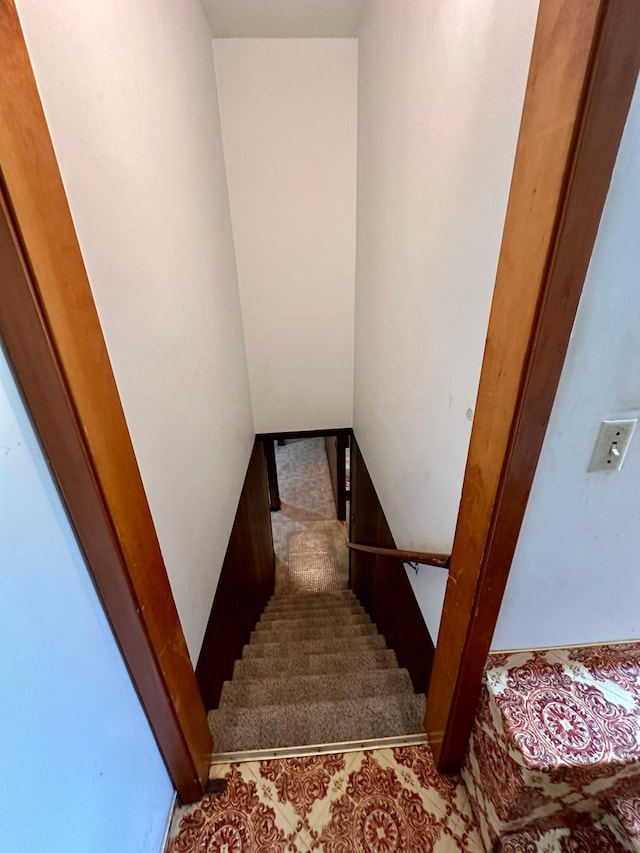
[241,633,387,660]
[271,588,356,599]
[233,646,399,679]
[260,602,367,621]
[262,601,359,617]
[211,585,425,752]
[208,693,426,752]
[219,668,414,708]
[265,592,357,605]
[266,590,356,607]
[250,621,377,644]
[256,611,371,630]
[264,593,359,609]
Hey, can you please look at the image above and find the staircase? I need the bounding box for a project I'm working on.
[208,588,426,754]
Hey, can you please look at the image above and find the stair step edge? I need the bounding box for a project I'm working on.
[208,694,426,751]
[265,597,359,609]
[259,607,369,619]
[233,650,399,678]
[219,670,415,708]
[249,625,378,643]
[256,614,371,630]
[241,635,387,659]
[212,692,425,719]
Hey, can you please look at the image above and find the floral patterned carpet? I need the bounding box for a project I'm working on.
[463,643,640,851]
[167,743,484,852]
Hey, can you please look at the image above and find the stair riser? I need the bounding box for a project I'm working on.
[208,694,426,752]
[265,603,359,617]
[250,623,377,644]
[266,592,356,606]
[242,634,386,659]
[233,650,398,679]
[268,592,356,607]
[219,670,414,708]
[260,604,366,621]
[256,613,370,630]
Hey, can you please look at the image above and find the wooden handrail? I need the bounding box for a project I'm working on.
[346,541,450,570]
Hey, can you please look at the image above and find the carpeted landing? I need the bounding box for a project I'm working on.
[207,588,426,753]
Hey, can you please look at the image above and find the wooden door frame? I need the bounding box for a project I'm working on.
[5,0,639,792]
[0,1,211,802]
[258,428,352,515]
[425,0,640,772]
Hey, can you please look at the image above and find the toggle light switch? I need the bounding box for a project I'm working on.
[588,419,637,472]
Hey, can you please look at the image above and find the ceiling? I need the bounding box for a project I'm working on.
[201,0,365,38]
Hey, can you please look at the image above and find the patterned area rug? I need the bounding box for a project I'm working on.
[463,644,640,850]
[168,744,483,852]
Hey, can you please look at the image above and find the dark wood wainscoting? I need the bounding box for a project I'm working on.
[256,427,352,442]
[196,441,275,711]
[262,438,281,512]
[350,438,435,694]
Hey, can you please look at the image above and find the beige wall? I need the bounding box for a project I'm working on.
[15,0,255,661]
[353,0,539,638]
[214,38,358,433]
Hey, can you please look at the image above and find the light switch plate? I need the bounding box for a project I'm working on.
[588,418,637,472]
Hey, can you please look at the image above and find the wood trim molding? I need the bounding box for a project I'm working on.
[425,0,640,772]
[0,1,211,801]
[325,433,348,521]
[256,427,352,441]
[262,438,281,512]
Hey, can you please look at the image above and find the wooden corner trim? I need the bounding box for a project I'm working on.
[425,0,640,771]
[0,0,211,801]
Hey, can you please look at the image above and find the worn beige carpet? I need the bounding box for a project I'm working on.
[286,530,342,593]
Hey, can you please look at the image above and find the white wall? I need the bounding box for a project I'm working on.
[492,77,640,652]
[214,39,358,433]
[353,0,539,639]
[15,0,255,661]
[0,346,174,852]
[202,0,365,37]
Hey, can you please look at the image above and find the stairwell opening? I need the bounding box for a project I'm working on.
[206,436,427,758]
[271,437,349,595]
